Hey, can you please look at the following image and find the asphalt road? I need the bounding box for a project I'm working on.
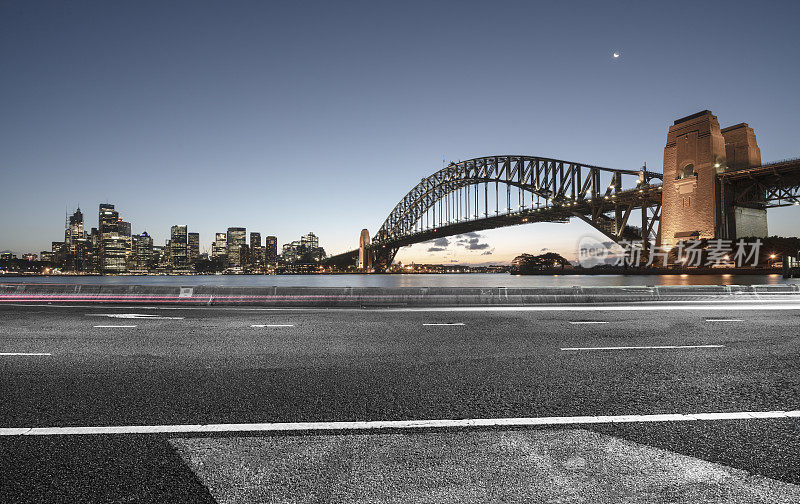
[1,302,799,502]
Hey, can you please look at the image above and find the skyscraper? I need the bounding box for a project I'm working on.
[170,225,188,271]
[226,227,246,266]
[119,220,132,266]
[212,232,227,262]
[67,208,85,244]
[250,232,262,265]
[188,232,200,263]
[265,235,278,263]
[131,232,153,272]
[99,204,125,274]
[66,208,89,271]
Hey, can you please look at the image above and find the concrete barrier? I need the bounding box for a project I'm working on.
[0,283,798,307]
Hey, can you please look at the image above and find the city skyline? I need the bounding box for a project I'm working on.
[2,1,799,264]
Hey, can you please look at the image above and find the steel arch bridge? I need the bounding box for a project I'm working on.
[327,155,664,270]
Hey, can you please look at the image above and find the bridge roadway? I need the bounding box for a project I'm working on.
[1,298,800,502]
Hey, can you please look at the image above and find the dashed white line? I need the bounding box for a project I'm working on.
[0,352,52,356]
[705,319,744,322]
[93,325,137,328]
[561,344,725,351]
[2,409,797,436]
[568,321,609,325]
[250,324,295,328]
[423,323,465,326]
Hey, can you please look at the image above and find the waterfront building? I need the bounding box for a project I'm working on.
[301,232,319,250]
[226,227,246,266]
[188,232,200,263]
[170,225,189,271]
[22,253,37,262]
[88,227,100,272]
[250,232,262,265]
[212,233,228,262]
[68,208,91,271]
[282,241,301,264]
[282,233,326,264]
[265,235,278,263]
[152,245,167,270]
[119,220,132,266]
[67,208,85,245]
[99,204,125,274]
[130,232,154,273]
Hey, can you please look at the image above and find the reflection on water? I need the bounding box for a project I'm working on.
[0,273,796,287]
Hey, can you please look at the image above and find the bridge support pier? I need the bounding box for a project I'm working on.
[373,247,398,272]
[358,229,373,271]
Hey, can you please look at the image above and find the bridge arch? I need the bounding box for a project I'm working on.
[370,155,663,269]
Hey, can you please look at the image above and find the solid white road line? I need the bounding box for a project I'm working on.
[3,409,798,436]
[0,352,52,356]
[92,325,137,328]
[423,323,465,326]
[705,318,744,322]
[568,321,609,324]
[250,324,295,328]
[561,344,725,351]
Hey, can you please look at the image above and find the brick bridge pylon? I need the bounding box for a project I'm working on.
[661,110,765,248]
[358,228,372,271]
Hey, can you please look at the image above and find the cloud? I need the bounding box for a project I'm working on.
[481,251,492,255]
[424,236,451,253]
[457,236,490,250]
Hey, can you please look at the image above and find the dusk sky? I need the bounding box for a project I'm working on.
[2,0,799,264]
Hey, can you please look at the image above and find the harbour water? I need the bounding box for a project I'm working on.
[0,273,796,287]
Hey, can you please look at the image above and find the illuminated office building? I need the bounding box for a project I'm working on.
[226,227,246,266]
[265,236,278,263]
[99,204,125,274]
[188,232,200,263]
[212,233,228,261]
[170,225,189,271]
[130,232,154,272]
[250,232,262,265]
[301,232,319,250]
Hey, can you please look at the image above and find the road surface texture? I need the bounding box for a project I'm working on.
[1,301,799,502]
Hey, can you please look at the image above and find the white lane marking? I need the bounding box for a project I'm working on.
[87,314,184,320]
[3,409,798,436]
[561,344,725,351]
[705,318,744,322]
[250,324,295,328]
[0,352,52,356]
[423,323,465,326]
[569,321,609,324]
[93,325,137,328]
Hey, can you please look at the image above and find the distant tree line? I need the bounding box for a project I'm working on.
[511,252,571,273]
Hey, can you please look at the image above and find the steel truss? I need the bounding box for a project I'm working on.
[370,155,663,269]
